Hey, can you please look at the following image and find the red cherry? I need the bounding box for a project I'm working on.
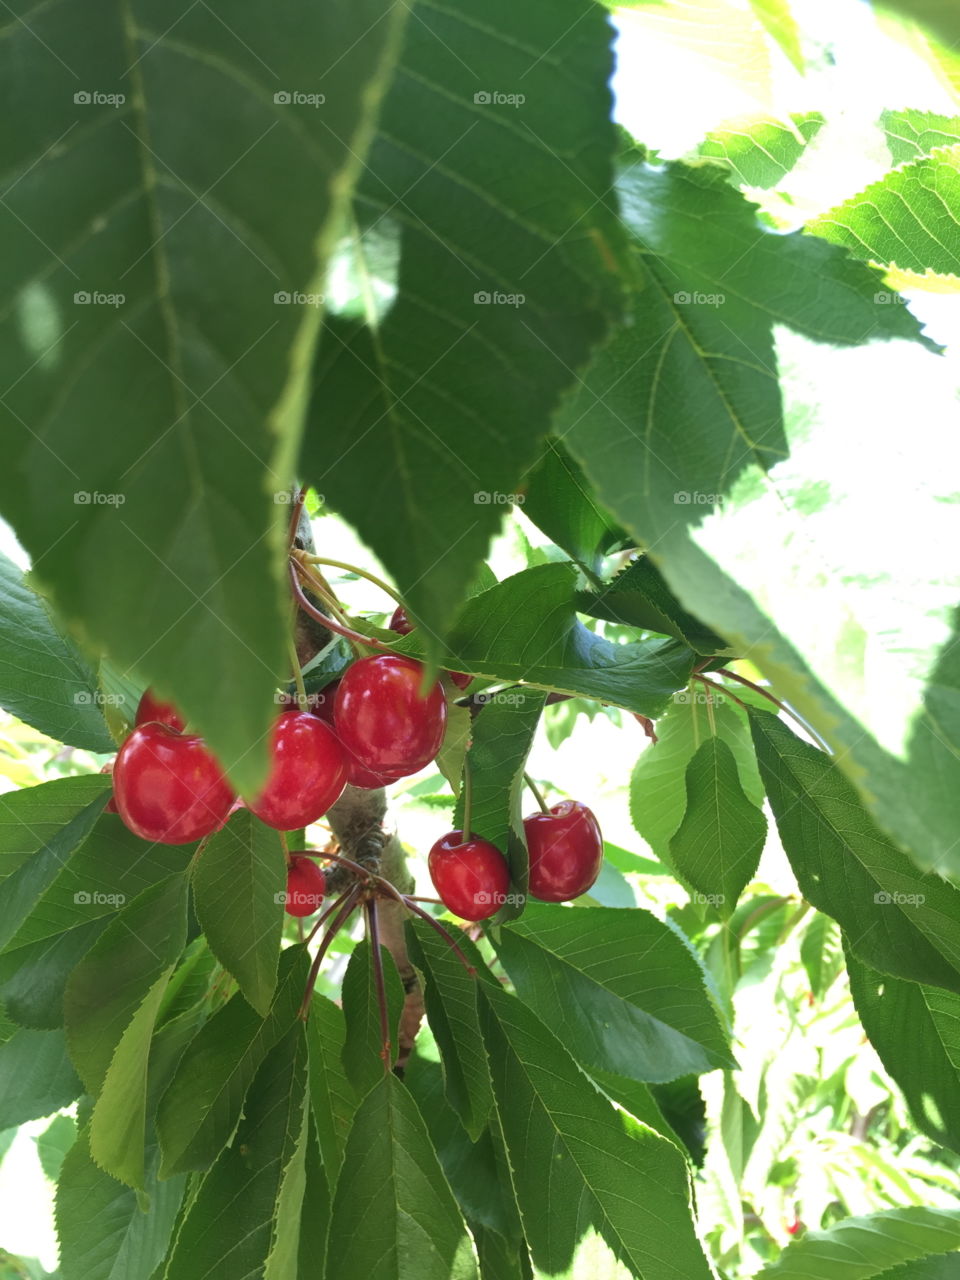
[334,655,446,779]
[135,688,187,733]
[99,760,118,813]
[428,830,511,921]
[309,680,339,726]
[389,609,472,693]
[284,853,327,917]
[523,800,603,902]
[114,724,234,844]
[247,710,347,830]
[449,670,472,691]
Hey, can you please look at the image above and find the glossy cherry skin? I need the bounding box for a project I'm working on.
[334,655,446,779]
[247,710,347,830]
[114,724,235,844]
[135,688,187,733]
[388,608,472,691]
[428,830,511,921]
[523,800,603,902]
[284,854,327,917]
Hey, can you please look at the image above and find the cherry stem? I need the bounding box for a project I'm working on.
[461,756,474,840]
[365,899,393,1073]
[713,667,830,750]
[304,885,357,946]
[304,556,406,609]
[298,885,363,1020]
[278,830,290,864]
[294,559,359,637]
[401,896,477,976]
[286,486,307,550]
[286,624,308,711]
[523,772,550,814]
[696,675,749,713]
[404,895,445,905]
[290,562,396,655]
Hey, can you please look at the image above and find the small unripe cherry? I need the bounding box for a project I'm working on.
[284,854,327,917]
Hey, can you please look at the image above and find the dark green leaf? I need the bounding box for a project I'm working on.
[669,738,767,917]
[298,1116,331,1278]
[882,108,960,164]
[157,945,309,1176]
[699,113,823,188]
[306,996,356,1188]
[193,808,286,1017]
[799,912,843,1001]
[847,946,960,1154]
[479,982,713,1279]
[494,903,733,1083]
[0,1027,81,1127]
[521,439,626,575]
[751,709,960,993]
[164,1025,309,1280]
[323,1073,478,1280]
[470,1225,532,1280]
[0,553,112,751]
[0,0,409,796]
[407,921,493,1140]
[56,1128,185,1280]
[575,557,726,654]
[340,938,404,1099]
[754,1205,960,1278]
[453,687,546,914]
[65,874,189,1094]
[303,0,624,653]
[588,1067,688,1153]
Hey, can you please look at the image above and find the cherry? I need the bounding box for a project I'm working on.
[334,654,446,779]
[113,724,234,844]
[284,853,327,917]
[428,830,511,921]
[99,760,118,813]
[135,688,186,733]
[388,609,472,693]
[247,710,347,830]
[523,800,603,902]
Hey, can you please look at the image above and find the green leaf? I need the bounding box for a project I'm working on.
[882,108,960,164]
[470,1226,532,1280]
[668,738,767,917]
[630,692,762,863]
[35,1113,76,1182]
[699,113,824,188]
[588,1067,688,1153]
[89,968,177,1189]
[65,874,189,1094]
[323,1073,478,1280]
[479,981,713,1280]
[0,778,109,949]
[305,996,356,1188]
[157,945,309,1176]
[429,564,695,714]
[520,439,627,576]
[303,0,625,653]
[751,709,960,993]
[575,557,726,654]
[494,903,734,1083]
[340,938,405,1099]
[0,553,112,751]
[453,686,546,910]
[435,701,474,799]
[754,1205,960,1278]
[164,1025,309,1280]
[407,921,493,1140]
[0,0,410,797]
[747,0,805,70]
[193,808,286,1017]
[0,1026,81,1127]
[808,145,960,280]
[56,1128,185,1280]
[799,911,843,1000]
[847,947,960,1154]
